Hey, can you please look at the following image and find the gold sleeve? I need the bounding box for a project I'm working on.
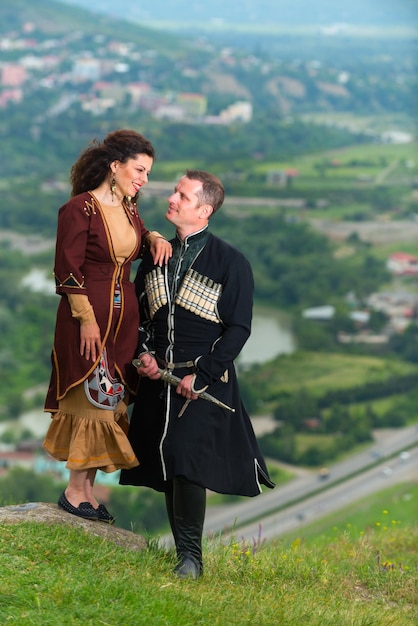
[67,293,97,326]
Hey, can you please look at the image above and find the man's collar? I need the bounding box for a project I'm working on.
[176,225,209,245]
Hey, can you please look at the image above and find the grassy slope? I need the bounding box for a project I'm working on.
[3,0,185,51]
[0,515,416,625]
[242,351,418,407]
[282,481,418,543]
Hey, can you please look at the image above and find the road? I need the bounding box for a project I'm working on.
[308,218,418,245]
[217,444,418,544]
[160,424,418,546]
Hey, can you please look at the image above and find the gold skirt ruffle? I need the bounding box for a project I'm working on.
[43,383,139,473]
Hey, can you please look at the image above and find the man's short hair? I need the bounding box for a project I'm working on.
[185,169,225,214]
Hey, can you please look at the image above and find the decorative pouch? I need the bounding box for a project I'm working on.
[84,348,125,409]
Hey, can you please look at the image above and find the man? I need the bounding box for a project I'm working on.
[120,170,274,579]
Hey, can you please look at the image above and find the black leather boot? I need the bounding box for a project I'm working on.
[164,480,178,545]
[172,475,206,579]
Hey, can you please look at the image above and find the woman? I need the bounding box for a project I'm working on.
[43,129,171,523]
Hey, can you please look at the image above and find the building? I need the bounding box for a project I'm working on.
[1,64,27,87]
[72,57,101,82]
[219,100,253,123]
[387,252,418,276]
[302,305,335,320]
[0,89,23,107]
[176,92,207,117]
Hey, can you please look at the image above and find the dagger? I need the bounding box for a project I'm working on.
[132,360,235,413]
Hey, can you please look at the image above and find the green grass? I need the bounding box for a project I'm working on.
[245,351,418,401]
[300,113,416,135]
[366,239,418,260]
[253,140,418,177]
[327,392,418,428]
[151,160,208,180]
[282,481,418,546]
[150,136,418,194]
[0,514,416,625]
[313,202,373,220]
[295,432,337,455]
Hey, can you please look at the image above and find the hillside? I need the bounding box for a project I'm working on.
[0,505,417,624]
[3,0,182,50]
[0,0,415,194]
[58,0,418,28]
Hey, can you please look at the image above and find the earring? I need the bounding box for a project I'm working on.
[110,176,116,200]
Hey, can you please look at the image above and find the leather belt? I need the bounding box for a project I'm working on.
[156,356,195,370]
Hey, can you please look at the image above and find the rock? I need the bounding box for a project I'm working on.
[0,502,146,551]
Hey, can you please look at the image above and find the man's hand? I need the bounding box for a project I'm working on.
[135,353,160,379]
[176,374,199,401]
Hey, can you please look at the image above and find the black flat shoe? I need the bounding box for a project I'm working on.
[96,504,115,524]
[58,492,98,520]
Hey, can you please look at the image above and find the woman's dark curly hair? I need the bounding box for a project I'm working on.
[70,129,155,197]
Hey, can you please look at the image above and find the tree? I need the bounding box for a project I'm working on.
[259,424,296,464]
[0,467,60,506]
[273,388,318,430]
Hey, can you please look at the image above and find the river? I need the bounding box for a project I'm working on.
[238,308,296,367]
